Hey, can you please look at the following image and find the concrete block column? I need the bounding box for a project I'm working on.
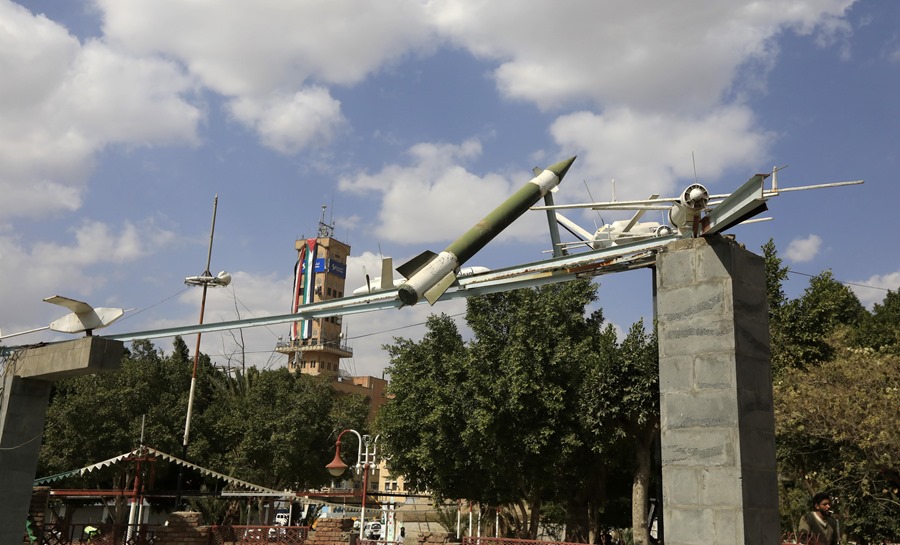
[0,373,52,543]
[655,236,779,545]
[0,337,123,545]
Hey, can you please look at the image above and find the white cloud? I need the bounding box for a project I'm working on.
[0,218,178,336]
[850,271,900,309]
[550,106,771,202]
[0,2,79,105]
[338,139,554,246]
[0,0,865,380]
[0,1,201,220]
[94,0,434,150]
[426,0,855,112]
[31,220,176,267]
[86,0,856,156]
[785,234,823,263]
[97,0,434,94]
[59,41,201,144]
[228,88,346,154]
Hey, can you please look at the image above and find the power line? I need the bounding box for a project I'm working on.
[786,269,895,292]
[345,312,467,341]
[188,312,469,360]
[115,287,191,324]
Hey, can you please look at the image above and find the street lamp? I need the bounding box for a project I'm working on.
[327,429,380,540]
[176,195,231,507]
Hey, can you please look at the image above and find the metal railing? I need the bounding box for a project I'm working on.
[781,533,834,545]
[35,523,156,545]
[208,525,309,545]
[275,338,352,354]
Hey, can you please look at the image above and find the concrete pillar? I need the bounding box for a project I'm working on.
[0,373,52,543]
[0,337,123,545]
[655,236,780,545]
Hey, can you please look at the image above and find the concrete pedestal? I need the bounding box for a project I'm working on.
[0,337,123,544]
[655,236,780,544]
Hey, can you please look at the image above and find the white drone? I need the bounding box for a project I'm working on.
[0,296,126,340]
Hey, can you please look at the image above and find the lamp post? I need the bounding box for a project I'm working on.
[327,429,379,540]
[176,195,231,507]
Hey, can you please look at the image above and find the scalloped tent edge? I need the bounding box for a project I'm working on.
[33,446,283,495]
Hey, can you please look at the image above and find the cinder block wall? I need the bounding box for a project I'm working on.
[656,236,780,545]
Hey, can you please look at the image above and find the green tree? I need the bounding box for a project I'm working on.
[39,338,206,521]
[762,239,790,313]
[763,239,793,375]
[376,314,471,498]
[461,280,597,537]
[40,336,369,523]
[776,270,868,371]
[774,345,900,542]
[40,339,199,475]
[856,289,900,355]
[580,320,660,545]
[378,280,660,542]
[202,368,366,491]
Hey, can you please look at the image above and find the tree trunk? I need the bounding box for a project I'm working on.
[527,494,541,539]
[631,436,652,545]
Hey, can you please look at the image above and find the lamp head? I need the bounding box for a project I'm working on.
[326,445,349,477]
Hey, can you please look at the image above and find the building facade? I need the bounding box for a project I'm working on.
[276,213,353,376]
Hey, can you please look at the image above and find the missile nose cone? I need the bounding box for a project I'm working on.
[546,156,577,182]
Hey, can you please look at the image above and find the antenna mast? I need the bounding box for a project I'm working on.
[318,204,334,238]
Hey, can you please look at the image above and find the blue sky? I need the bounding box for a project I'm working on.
[2,0,898,377]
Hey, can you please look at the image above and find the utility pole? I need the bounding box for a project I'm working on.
[176,195,230,507]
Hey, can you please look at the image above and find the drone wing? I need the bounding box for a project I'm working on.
[44,295,125,334]
[533,195,678,212]
[620,194,660,233]
[44,295,93,314]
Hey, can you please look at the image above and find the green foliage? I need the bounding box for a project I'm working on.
[856,289,900,354]
[774,346,900,541]
[376,313,471,498]
[200,368,365,490]
[779,271,867,369]
[377,279,659,541]
[762,239,789,313]
[765,241,899,540]
[39,336,368,510]
[581,320,659,447]
[40,339,194,480]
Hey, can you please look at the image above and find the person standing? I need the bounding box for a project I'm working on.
[798,492,839,545]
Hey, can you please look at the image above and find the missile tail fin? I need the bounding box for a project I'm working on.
[397,250,437,279]
[423,271,458,305]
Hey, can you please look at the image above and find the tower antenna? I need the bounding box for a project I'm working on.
[318,204,334,238]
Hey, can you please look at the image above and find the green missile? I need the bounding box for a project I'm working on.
[396,156,576,306]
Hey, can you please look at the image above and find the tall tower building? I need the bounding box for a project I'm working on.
[276,208,352,375]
